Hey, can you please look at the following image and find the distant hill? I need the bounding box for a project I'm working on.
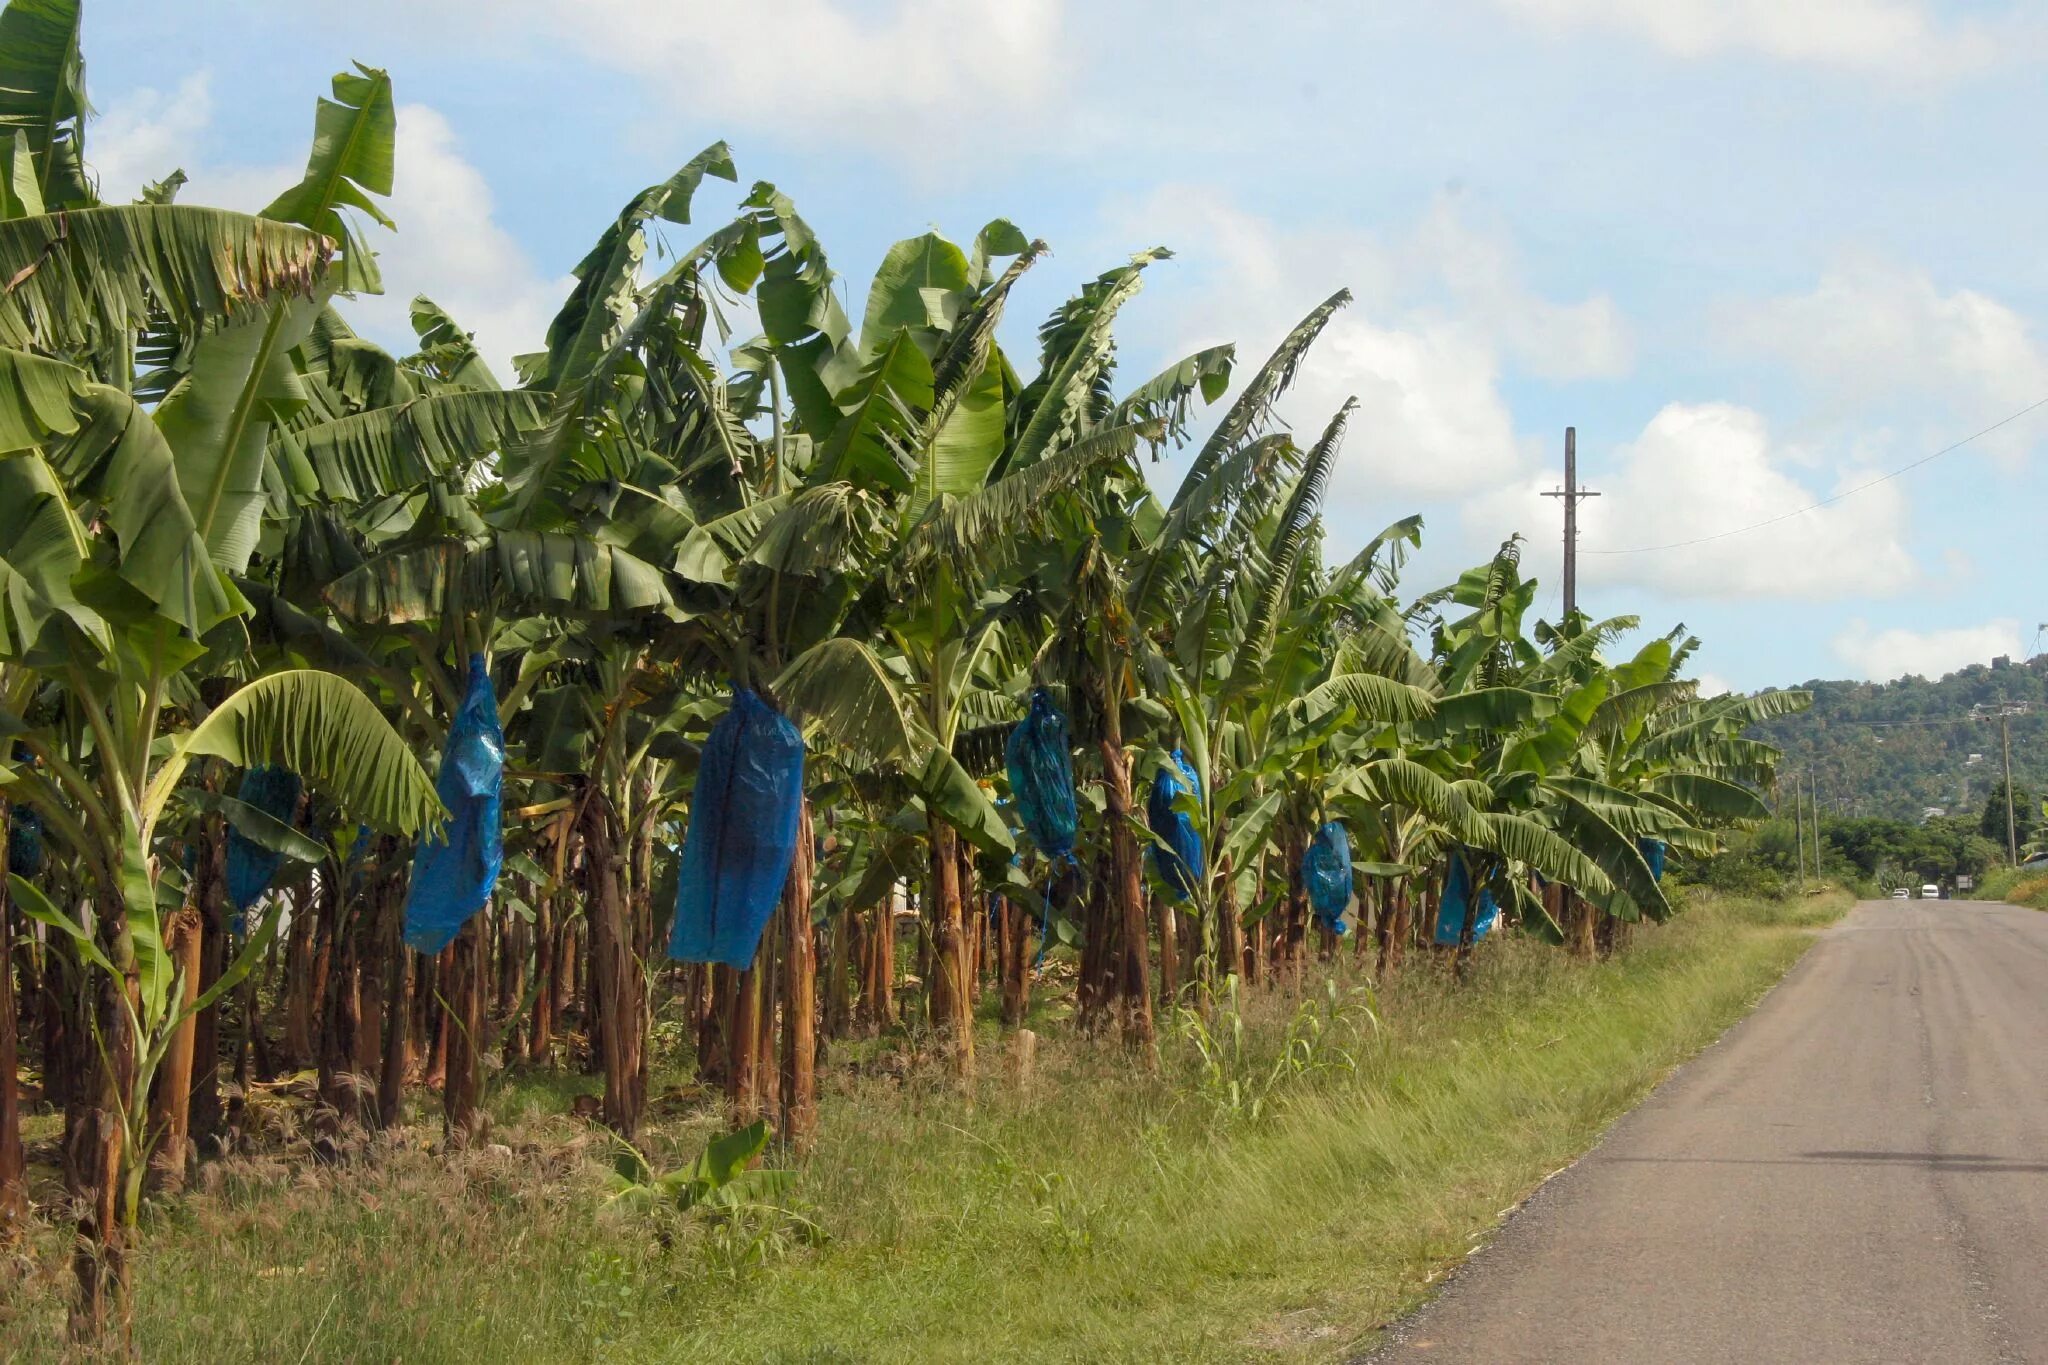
[1748,655,2048,822]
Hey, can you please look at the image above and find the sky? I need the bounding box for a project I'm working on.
[74,0,2048,694]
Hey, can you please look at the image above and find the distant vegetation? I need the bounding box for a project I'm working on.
[1748,656,2048,823]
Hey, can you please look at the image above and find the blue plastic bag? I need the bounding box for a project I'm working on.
[1433,849,1498,946]
[1006,688,1077,860]
[1639,837,1668,882]
[667,688,806,969]
[7,805,43,878]
[226,766,303,923]
[403,654,504,954]
[1146,749,1204,901]
[1303,820,1353,934]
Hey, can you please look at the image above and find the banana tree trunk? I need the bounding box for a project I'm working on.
[823,909,856,1041]
[1567,886,1596,958]
[778,798,817,1149]
[317,870,364,1128]
[1078,849,1112,1031]
[281,891,318,1070]
[441,916,484,1144]
[1099,725,1154,1054]
[727,953,763,1123]
[1216,853,1243,989]
[1280,822,1309,983]
[926,815,975,1077]
[1156,893,1179,1010]
[376,863,409,1130]
[1376,877,1410,980]
[68,966,136,1344]
[582,790,645,1138]
[999,894,1031,1030]
[146,906,203,1190]
[528,877,555,1065]
[0,832,25,1239]
[188,816,228,1145]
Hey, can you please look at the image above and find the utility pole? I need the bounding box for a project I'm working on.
[1810,773,1824,881]
[1542,427,1600,621]
[1972,701,2029,865]
[2002,707,2020,865]
[1792,775,1807,887]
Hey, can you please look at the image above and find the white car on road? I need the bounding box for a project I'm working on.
[1920,883,1942,900]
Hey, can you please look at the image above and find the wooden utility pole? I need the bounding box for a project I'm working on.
[1809,774,1823,880]
[2002,707,2020,865]
[1792,776,1807,887]
[1542,427,1600,619]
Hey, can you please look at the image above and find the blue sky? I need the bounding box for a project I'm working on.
[76,0,2048,693]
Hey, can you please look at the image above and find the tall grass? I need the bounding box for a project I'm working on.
[1,891,1844,1363]
[1969,865,2048,908]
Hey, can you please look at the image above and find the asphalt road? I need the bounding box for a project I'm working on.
[1365,899,2048,1364]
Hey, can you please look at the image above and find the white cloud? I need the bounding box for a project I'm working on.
[1486,0,2001,74]
[1832,617,2022,681]
[88,74,215,200]
[1478,401,1918,600]
[1718,257,2048,464]
[492,0,1067,157]
[89,86,566,381]
[345,105,571,382]
[1691,670,1736,698]
[1123,185,1628,500]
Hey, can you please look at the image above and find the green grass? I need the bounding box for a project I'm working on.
[2,891,1846,1363]
[1969,865,2048,908]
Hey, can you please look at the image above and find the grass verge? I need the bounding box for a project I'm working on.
[2,890,1847,1363]
[1968,865,2048,908]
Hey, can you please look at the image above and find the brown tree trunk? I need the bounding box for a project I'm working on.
[375,861,409,1130]
[779,799,817,1149]
[1156,893,1179,1010]
[1078,849,1114,1031]
[69,966,136,1345]
[528,877,555,1064]
[1216,856,1243,989]
[441,917,485,1145]
[1281,824,1309,983]
[869,896,897,1031]
[999,895,1031,1029]
[0,846,25,1240]
[700,963,732,1088]
[316,871,364,1127]
[823,909,856,1041]
[582,791,645,1137]
[1376,877,1411,980]
[755,926,779,1124]
[281,889,318,1071]
[727,953,761,1121]
[146,906,203,1191]
[188,815,228,1145]
[1099,729,1154,1054]
[926,815,975,1077]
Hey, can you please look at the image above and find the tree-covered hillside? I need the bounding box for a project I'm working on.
[1750,655,2048,822]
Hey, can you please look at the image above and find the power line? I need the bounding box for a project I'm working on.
[1581,395,2048,556]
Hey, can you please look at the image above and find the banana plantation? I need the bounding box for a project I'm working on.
[0,0,1805,1346]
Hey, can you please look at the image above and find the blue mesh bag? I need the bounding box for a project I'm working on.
[1639,837,1668,882]
[403,654,504,954]
[226,766,303,923]
[1146,749,1204,901]
[1006,688,1077,860]
[1302,820,1353,934]
[7,805,43,878]
[1433,849,1498,946]
[667,688,806,969]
